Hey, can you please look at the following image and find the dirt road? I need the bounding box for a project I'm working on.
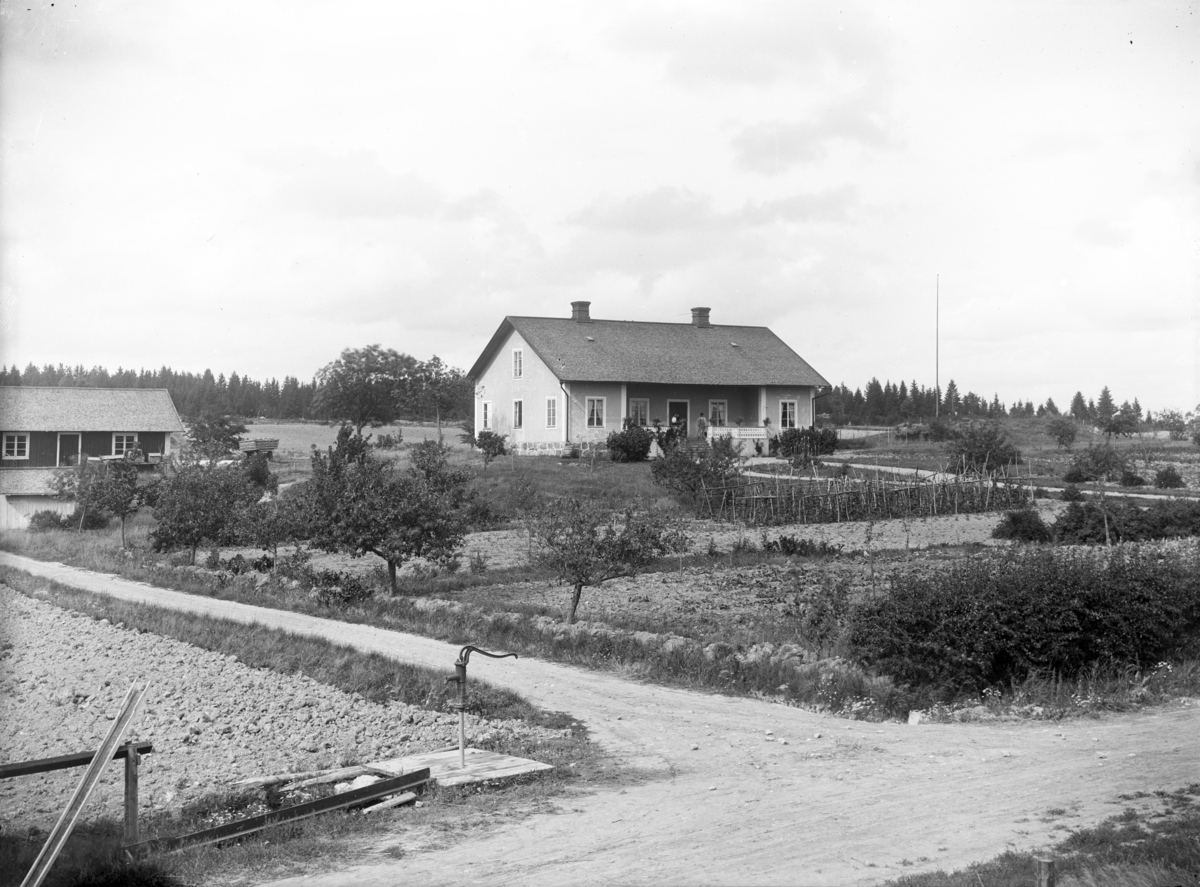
[2,551,1196,887]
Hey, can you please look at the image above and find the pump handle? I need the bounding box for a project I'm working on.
[456,645,518,666]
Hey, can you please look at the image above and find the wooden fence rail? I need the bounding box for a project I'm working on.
[698,475,1033,525]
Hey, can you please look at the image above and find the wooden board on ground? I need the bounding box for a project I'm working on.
[368,748,552,787]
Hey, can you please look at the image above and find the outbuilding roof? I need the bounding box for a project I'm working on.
[0,387,184,432]
[0,468,60,496]
[469,312,829,387]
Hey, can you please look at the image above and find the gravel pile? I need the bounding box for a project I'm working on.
[0,586,564,834]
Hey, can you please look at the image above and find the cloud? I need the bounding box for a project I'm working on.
[612,3,887,88]
[268,149,444,220]
[570,185,857,235]
[731,105,891,175]
[1074,217,1130,248]
[743,187,859,224]
[569,187,728,233]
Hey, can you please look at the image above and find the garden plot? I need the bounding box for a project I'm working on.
[0,586,568,835]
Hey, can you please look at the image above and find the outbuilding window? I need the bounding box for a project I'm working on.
[3,433,29,460]
[113,433,139,457]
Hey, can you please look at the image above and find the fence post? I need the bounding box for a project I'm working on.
[123,742,140,845]
[1034,857,1055,887]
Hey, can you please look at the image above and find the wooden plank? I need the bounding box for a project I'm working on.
[368,748,552,788]
[1,741,153,780]
[20,684,146,887]
[361,791,417,814]
[127,768,431,856]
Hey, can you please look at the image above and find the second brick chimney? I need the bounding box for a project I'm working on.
[691,307,711,328]
[571,301,592,323]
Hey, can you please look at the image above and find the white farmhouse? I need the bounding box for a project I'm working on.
[467,302,829,454]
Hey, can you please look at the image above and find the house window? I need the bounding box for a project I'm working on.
[546,397,557,428]
[3,433,29,460]
[113,433,138,457]
[708,400,728,425]
[628,398,649,426]
[586,397,605,428]
[780,400,798,429]
[512,349,523,379]
[482,402,492,430]
[513,400,523,429]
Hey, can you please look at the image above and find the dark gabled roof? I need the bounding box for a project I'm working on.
[0,387,184,432]
[469,316,829,387]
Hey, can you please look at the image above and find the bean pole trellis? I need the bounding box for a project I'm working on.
[697,471,1035,526]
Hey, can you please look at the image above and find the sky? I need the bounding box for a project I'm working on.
[1,1,1197,413]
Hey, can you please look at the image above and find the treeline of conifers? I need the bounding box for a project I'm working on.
[823,379,1154,427]
[0,357,478,423]
[1,360,1151,429]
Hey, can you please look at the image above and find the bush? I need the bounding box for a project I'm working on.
[1119,469,1146,488]
[847,546,1200,694]
[241,452,278,492]
[304,568,375,606]
[1154,466,1186,489]
[1053,499,1200,544]
[374,432,403,450]
[475,430,507,470]
[28,509,71,531]
[776,427,837,464]
[760,534,843,557]
[34,507,112,531]
[607,420,654,462]
[1064,444,1128,483]
[1061,484,1084,502]
[946,421,1022,473]
[650,435,743,504]
[992,508,1053,543]
[458,416,476,448]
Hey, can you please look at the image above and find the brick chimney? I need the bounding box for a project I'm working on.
[691,307,711,328]
[571,301,592,323]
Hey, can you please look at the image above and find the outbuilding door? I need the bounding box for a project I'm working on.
[57,433,80,466]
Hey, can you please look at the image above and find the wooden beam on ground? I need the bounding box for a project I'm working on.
[1,741,153,780]
[230,767,338,789]
[280,765,375,792]
[20,683,147,887]
[126,768,431,856]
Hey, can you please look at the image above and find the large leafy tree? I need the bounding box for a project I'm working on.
[397,356,472,439]
[186,413,247,459]
[306,428,472,593]
[531,498,688,624]
[313,346,416,434]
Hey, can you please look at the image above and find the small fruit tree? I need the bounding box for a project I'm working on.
[531,498,688,623]
[305,428,472,593]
